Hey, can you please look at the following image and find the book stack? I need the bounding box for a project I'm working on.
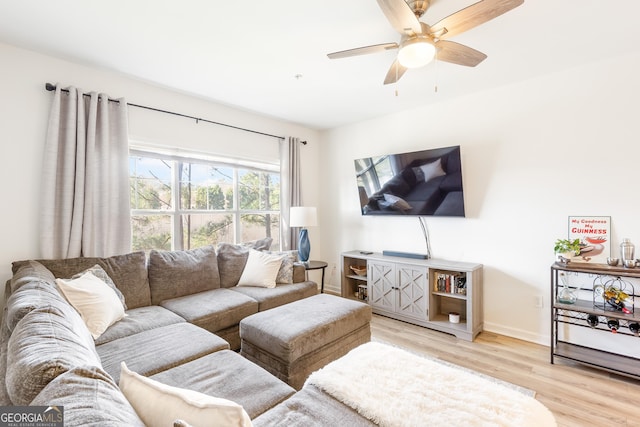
[434,272,467,295]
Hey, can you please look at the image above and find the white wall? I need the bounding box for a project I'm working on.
[0,42,321,295]
[318,51,640,344]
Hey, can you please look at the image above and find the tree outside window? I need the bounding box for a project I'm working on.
[130,151,280,252]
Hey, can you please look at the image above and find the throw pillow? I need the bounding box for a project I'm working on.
[382,194,412,211]
[119,362,252,427]
[56,272,126,339]
[236,250,284,288]
[73,264,127,310]
[216,237,274,288]
[414,158,446,183]
[266,250,298,284]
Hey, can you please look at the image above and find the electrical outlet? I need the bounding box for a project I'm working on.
[535,295,543,308]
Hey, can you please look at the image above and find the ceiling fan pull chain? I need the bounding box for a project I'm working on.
[395,62,399,96]
[434,49,438,93]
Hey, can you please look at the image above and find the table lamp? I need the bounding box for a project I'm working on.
[290,206,317,263]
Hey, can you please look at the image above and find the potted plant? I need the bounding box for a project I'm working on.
[554,238,581,262]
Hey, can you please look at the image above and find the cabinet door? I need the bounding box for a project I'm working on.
[397,265,428,320]
[368,261,395,312]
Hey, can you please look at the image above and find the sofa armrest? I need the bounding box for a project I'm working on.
[292,263,306,283]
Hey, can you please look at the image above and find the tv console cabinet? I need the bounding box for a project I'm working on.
[341,251,483,341]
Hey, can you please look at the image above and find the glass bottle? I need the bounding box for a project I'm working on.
[628,322,640,336]
[586,314,599,328]
[607,318,620,333]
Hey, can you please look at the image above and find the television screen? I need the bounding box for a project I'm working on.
[354,145,465,217]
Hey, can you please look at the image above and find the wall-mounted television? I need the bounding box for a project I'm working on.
[354,145,465,217]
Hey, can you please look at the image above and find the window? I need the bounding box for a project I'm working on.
[354,155,393,196]
[129,149,280,251]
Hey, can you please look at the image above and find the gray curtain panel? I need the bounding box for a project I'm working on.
[279,137,302,251]
[40,86,131,259]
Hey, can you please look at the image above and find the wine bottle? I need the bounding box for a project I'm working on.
[607,318,620,333]
[628,322,640,336]
[586,314,599,328]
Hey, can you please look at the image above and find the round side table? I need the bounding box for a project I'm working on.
[304,260,328,293]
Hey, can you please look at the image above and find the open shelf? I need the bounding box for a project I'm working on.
[551,263,640,380]
[554,341,640,379]
[432,291,467,300]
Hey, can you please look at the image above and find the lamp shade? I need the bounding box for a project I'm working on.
[290,206,317,228]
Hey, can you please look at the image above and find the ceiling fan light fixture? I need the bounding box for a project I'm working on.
[397,38,435,69]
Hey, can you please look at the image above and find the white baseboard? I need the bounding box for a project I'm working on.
[323,283,341,295]
[483,321,549,346]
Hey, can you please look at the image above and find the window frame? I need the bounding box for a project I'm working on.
[129,147,281,251]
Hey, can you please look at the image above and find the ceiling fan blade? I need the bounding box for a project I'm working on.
[327,43,399,59]
[383,59,408,85]
[376,0,422,35]
[435,40,487,67]
[430,0,524,40]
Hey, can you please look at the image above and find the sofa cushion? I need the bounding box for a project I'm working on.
[97,322,229,383]
[31,365,145,426]
[252,383,376,427]
[216,238,273,288]
[160,288,258,333]
[231,281,318,311]
[12,251,151,309]
[56,272,126,339]
[9,260,56,293]
[237,250,284,288]
[6,304,101,405]
[5,277,69,334]
[292,263,306,284]
[148,245,220,305]
[439,172,463,192]
[120,362,252,427]
[151,350,295,420]
[95,305,186,346]
[0,306,12,406]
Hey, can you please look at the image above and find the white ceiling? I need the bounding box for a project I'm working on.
[1,0,639,130]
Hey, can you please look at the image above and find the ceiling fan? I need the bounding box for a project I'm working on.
[327,0,524,84]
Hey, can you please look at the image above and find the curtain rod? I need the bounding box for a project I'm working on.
[45,83,287,141]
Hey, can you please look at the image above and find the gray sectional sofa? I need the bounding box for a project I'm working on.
[0,241,378,425]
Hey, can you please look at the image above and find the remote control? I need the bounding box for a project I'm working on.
[360,251,373,255]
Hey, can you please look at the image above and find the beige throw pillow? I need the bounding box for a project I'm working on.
[236,250,284,288]
[56,272,126,339]
[119,362,252,427]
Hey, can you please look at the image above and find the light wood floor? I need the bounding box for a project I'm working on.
[370,314,640,427]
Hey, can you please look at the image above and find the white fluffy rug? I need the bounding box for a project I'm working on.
[306,342,556,427]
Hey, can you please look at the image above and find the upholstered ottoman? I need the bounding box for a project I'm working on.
[239,294,372,390]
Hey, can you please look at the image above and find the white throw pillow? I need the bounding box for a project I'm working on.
[236,249,284,288]
[419,158,446,182]
[55,272,126,339]
[119,362,253,427]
